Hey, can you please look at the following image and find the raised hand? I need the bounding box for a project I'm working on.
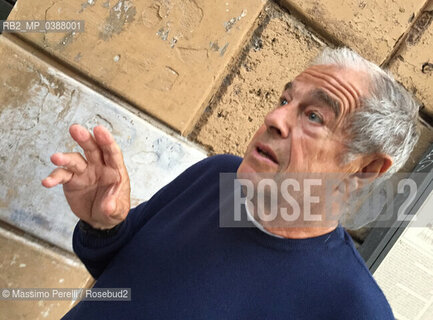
[41,124,131,230]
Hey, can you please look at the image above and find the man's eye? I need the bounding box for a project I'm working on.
[306,111,323,124]
[279,98,288,106]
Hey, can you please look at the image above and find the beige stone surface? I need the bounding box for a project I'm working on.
[7,0,265,134]
[280,0,428,64]
[389,5,433,117]
[192,2,326,156]
[0,224,92,320]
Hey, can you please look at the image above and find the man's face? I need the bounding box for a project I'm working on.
[237,64,370,179]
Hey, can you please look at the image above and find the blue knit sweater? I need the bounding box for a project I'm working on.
[62,154,394,320]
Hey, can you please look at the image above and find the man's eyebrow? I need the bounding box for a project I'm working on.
[284,81,292,92]
[310,89,341,118]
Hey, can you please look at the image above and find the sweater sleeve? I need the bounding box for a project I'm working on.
[71,155,234,279]
[72,201,149,279]
[72,156,231,279]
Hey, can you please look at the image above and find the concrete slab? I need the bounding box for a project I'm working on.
[6,0,265,134]
[389,5,433,117]
[0,36,207,252]
[0,225,92,320]
[280,0,428,64]
[193,2,325,156]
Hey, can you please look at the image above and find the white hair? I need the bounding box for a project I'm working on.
[311,47,420,228]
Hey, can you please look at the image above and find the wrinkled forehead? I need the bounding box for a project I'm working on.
[290,65,371,116]
[293,65,370,97]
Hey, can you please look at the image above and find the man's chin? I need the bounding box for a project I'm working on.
[238,152,278,174]
[237,160,256,179]
[237,161,272,184]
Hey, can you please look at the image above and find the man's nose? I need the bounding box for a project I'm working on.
[264,104,295,138]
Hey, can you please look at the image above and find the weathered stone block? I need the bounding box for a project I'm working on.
[280,0,428,64]
[390,4,433,117]
[7,0,265,134]
[0,36,206,251]
[0,225,92,319]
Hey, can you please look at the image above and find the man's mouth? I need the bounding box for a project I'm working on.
[255,144,279,164]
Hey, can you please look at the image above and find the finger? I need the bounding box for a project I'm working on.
[93,125,125,170]
[41,168,74,188]
[50,152,88,174]
[69,124,103,165]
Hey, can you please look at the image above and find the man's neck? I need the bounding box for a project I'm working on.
[264,224,338,239]
[245,199,339,239]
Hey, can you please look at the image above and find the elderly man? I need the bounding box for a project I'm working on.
[42,47,418,319]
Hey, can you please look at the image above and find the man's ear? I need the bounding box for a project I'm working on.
[360,154,393,175]
[334,154,393,199]
[351,153,393,189]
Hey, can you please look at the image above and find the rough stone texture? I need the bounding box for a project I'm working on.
[0,36,206,252]
[192,3,326,157]
[0,224,92,320]
[389,3,433,117]
[280,0,428,64]
[6,0,265,134]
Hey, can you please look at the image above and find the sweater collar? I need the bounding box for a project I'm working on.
[241,199,345,250]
